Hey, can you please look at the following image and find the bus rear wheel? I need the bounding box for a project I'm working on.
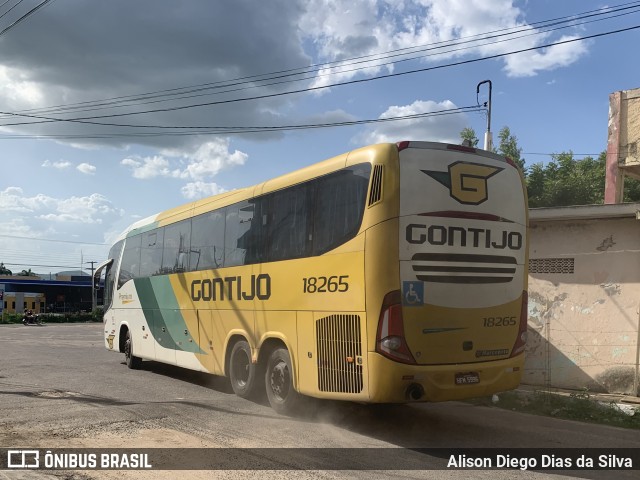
[124,330,142,369]
[229,340,262,399]
[265,347,300,415]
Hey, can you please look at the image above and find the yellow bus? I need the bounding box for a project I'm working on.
[95,141,528,414]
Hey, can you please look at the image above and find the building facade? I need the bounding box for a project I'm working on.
[525,203,640,395]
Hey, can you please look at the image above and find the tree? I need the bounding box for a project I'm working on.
[17,268,36,277]
[496,126,525,172]
[622,173,640,202]
[527,152,608,207]
[458,127,640,206]
[0,263,12,275]
[460,127,479,147]
[460,126,525,171]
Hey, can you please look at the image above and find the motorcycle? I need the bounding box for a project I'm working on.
[22,312,43,326]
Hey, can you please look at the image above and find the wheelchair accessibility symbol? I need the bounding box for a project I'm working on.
[402,281,424,306]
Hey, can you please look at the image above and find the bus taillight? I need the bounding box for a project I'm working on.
[376,290,416,364]
[510,291,528,358]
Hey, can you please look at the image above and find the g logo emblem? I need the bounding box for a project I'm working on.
[422,161,503,205]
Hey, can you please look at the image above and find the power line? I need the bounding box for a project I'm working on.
[523,152,602,156]
[0,0,56,38]
[2,2,639,122]
[0,105,486,137]
[1,24,638,129]
[0,234,107,245]
[0,0,28,22]
[1,262,95,270]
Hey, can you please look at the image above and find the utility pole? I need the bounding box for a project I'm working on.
[86,261,97,312]
[477,80,493,151]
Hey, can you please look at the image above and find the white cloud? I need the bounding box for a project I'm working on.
[0,0,589,154]
[503,35,589,77]
[77,163,97,175]
[177,140,248,180]
[356,99,468,144]
[300,0,589,85]
[121,156,171,179]
[0,1,309,150]
[181,181,226,199]
[122,138,248,186]
[0,65,43,106]
[0,187,56,213]
[0,187,121,224]
[42,160,72,169]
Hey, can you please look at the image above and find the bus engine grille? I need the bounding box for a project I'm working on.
[316,315,363,393]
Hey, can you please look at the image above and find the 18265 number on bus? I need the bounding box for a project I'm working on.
[303,275,349,293]
[483,316,516,327]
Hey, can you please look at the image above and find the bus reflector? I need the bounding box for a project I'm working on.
[376,290,416,364]
[397,141,410,151]
[510,291,528,357]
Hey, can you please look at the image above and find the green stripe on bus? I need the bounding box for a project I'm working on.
[134,277,205,354]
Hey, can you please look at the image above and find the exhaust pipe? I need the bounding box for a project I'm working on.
[406,383,424,401]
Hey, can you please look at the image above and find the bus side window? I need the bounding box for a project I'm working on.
[266,183,312,262]
[191,210,225,271]
[140,228,164,277]
[162,219,192,274]
[225,200,265,267]
[118,234,142,289]
[313,164,371,255]
[105,240,124,306]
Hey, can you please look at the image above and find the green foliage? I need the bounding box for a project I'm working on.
[526,152,607,207]
[458,127,640,207]
[460,127,479,147]
[496,126,525,171]
[92,307,104,322]
[1,312,101,324]
[622,173,640,202]
[0,263,12,275]
[470,389,640,429]
[17,268,36,277]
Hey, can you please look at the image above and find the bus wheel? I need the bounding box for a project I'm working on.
[124,330,142,369]
[265,347,300,415]
[229,340,261,399]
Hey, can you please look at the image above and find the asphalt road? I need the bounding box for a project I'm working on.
[0,323,638,480]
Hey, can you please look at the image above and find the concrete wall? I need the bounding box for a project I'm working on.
[524,205,640,395]
[619,88,640,170]
[605,88,640,203]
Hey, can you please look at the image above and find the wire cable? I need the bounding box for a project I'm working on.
[2,1,638,120]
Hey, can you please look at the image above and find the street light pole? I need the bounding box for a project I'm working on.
[477,80,493,151]
[86,261,97,312]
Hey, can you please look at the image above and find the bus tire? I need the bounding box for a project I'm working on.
[229,340,262,399]
[124,330,142,369]
[265,347,300,415]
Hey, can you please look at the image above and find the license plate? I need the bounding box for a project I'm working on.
[455,372,480,385]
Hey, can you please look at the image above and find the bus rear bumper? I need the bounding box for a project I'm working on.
[366,352,525,403]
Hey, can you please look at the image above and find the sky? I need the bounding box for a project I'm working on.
[0,0,639,275]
